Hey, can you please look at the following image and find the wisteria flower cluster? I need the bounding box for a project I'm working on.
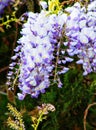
[0,0,11,16]
[8,10,69,100]
[7,0,96,100]
[64,1,96,75]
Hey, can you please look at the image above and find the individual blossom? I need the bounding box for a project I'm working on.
[40,1,48,10]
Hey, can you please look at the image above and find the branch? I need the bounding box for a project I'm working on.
[0,66,9,73]
[0,91,7,96]
[84,102,96,130]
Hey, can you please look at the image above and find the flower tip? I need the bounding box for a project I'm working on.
[40,1,48,10]
[17,93,25,100]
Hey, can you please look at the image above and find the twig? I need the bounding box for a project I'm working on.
[0,91,7,96]
[61,0,80,5]
[0,90,18,99]
[0,66,9,73]
[84,102,96,130]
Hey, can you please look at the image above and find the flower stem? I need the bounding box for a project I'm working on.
[34,112,43,130]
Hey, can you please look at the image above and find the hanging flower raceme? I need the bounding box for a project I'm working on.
[7,9,68,100]
[64,1,96,75]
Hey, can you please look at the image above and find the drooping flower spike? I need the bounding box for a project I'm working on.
[16,10,69,100]
[64,1,96,75]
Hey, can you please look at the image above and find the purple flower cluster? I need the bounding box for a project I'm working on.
[64,1,96,75]
[0,0,11,16]
[11,11,68,100]
[7,1,96,100]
